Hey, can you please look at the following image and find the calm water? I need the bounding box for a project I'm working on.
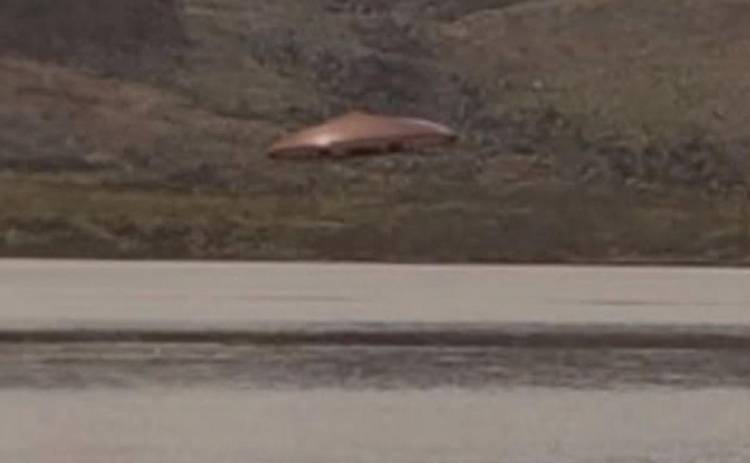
[2,388,749,463]
[1,260,750,462]
[1,260,749,327]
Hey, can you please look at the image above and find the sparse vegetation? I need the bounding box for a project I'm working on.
[1,0,750,263]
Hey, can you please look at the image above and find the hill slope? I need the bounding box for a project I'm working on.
[1,0,749,262]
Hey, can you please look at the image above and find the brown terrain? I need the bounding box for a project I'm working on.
[1,0,750,262]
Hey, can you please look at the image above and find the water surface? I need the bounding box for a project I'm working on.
[2,260,750,462]
[2,388,749,463]
[1,260,748,328]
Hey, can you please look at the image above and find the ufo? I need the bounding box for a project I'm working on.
[268,111,457,159]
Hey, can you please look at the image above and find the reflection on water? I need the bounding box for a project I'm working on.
[4,330,749,462]
[2,262,750,462]
[3,342,750,390]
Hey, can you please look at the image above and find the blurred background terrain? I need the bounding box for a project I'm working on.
[1,0,750,262]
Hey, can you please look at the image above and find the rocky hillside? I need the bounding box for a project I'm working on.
[1,0,749,263]
[0,0,185,74]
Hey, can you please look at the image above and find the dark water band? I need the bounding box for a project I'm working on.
[2,324,750,349]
